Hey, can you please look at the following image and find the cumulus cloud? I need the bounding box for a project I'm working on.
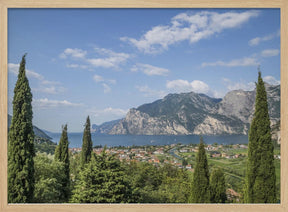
[121,10,259,54]
[60,48,87,59]
[131,63,170,76]
[202,57,259,67]
[166,79,210,94]
[136,85,167,98]
[261,49,279,57]
[86,48,130,69]
[263,76,280,85]
[33,98,83,109]
[249,30,280,46]
[61,47,131,69]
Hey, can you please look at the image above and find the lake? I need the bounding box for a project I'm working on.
[47,133,248,148]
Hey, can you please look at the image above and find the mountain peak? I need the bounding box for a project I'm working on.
[109,84,280,136]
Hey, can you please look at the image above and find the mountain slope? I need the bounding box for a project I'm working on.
[110,84,280,136]
[8,114,54,143]
[91,119,121,134]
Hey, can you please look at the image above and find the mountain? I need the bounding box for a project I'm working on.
[217,83,280,125]
[109,84,280,136]
[91,119,121,134]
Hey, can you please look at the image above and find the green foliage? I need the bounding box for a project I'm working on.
[123,162,191,203]
[71,153,131,203]
[210,168,227,203]
[244,71,277,203]
[54,124,70,202]
[81,116,93,167]
[69,152,82,192]
[156,165,192,203]
[35,136,57,154]
[34,153,66,203]
[191,137,210,203]
[8,54,35,203]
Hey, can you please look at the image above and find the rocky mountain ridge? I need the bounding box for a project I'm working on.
[108,83,280,136]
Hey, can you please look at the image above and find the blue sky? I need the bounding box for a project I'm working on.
[8,9,280,132]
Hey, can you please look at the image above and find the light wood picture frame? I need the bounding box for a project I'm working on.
[0,0,287,212]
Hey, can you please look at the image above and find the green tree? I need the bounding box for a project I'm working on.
[8,54,35,203]
[210,168,227,203]
[71,152,131,203]
[54,124,70,202]
[34,153,66,203]
[191,137,210,203]
[244,71,277,203]
[81,116,93,167]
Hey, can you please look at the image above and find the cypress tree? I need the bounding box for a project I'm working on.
[54,124,70,202]
[191,137,210,203]
[210,168,227,203]
[8,54,35,203]
[244,71,277,203]
[81,116,93,167]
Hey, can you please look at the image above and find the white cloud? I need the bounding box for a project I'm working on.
[60,48,87,59]
[8,63,65,94]
[66,64,88,69]
[202,57,259,67]
[8,63,44,80]
[223,78,255,91]
[136,85,167,98]
[93,74,116,93]
[86,48,130,69]
[261,49,279,57]
[102,83,111,93]
[88,107,128,124]
[33,86,66,94]
[131,63,170,76]
[263,76,280,85]
[166,79,210,94]
[33,98,83,109]
[41,80,61,85]
[60,47,131,69]
[249,30,280,46]
[93,74,104,83]
[121,10,259,54]
[101,107,128,116]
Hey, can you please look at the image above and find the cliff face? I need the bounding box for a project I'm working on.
[110,109,190,135]
[109,84,280,136]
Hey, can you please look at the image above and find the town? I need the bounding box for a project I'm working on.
[69,143,280,170]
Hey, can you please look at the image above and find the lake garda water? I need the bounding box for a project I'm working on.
[48,133,248,148]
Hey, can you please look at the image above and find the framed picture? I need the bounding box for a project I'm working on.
[0,0,287,212]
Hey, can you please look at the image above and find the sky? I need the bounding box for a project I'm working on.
[8,9,280,132]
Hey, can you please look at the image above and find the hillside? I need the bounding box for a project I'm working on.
[8,114,56,153]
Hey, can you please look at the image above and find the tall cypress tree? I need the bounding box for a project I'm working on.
[244,71,276,203]
[8,54,35,203]
[191,137,210,203]
[54,124,70,202]
[210,168,227,203]
[81,116,93,167]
